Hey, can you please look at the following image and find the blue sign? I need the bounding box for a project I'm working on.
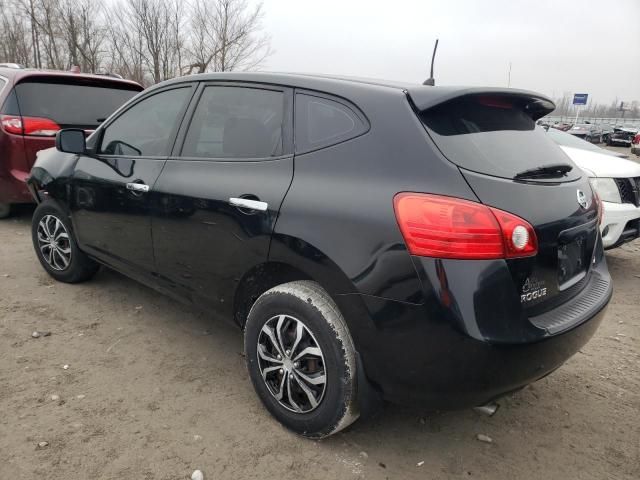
[573,93,588,105]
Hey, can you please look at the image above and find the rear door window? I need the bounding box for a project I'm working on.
[14,80,141,129]
[181,85,286,159]
[421,95,580,181]
[295,93,368,154]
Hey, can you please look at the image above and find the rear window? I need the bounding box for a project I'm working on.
[14,80,141,128]
[421,95,580,181]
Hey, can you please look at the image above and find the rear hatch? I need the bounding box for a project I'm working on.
[416,91,600,315]
[0,75,142,171]
[7,76,142,130]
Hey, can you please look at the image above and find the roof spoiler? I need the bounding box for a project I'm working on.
[407,87,555,121]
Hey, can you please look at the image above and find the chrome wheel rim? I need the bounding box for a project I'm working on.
[257,314,327,413]
[37,215,72,271]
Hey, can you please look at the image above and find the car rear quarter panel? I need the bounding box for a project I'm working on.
[270,87,479,303]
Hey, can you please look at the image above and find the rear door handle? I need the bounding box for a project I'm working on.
[126,182,150,193]
[229,197,268,212]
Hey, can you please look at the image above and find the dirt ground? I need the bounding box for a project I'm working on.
[1,202,639,479]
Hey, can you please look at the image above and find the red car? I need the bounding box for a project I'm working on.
[0,66,142,218]
[632,132,640,156]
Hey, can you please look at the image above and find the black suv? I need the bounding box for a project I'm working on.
[28,73,612,438]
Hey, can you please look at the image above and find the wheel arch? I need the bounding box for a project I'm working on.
[233,234,358,329]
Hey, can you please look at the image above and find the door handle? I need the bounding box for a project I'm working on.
[126,182,150,193]
[229,197,268,212]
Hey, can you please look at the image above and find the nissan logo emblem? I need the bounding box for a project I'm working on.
[577,189,589,209]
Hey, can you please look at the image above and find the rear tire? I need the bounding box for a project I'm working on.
[244,280,359,438]
[31,200,99,283]
[0,203,10,219]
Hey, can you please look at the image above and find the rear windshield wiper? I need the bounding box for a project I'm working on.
[514,163,573,180]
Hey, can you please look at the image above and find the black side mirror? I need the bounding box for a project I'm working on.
[55,129,86,154]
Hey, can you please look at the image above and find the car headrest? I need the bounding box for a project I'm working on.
[223,117,271,157]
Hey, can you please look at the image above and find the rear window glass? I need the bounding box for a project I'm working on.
[421,96,580,181]
[181,86,285,158]
[14,81,140,128]
[295,93,367,153]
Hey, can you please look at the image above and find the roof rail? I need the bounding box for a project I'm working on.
[0,63,24,69]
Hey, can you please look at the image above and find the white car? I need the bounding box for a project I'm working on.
[561,146,640,249]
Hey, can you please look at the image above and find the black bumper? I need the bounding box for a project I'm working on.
[336,257,611,409]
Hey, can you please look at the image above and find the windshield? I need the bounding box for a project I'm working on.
[420,95,580,181]
[15,80,141,128]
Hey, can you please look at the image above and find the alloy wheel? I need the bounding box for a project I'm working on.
[36,215,72,271]
[257,314,327,413]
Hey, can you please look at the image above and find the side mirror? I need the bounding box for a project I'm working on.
[55,129,86,154]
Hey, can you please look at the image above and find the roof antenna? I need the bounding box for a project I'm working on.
[423,39,439,86]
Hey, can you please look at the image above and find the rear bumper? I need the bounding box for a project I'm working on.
[338,253,611,409]
[610,138,632,145]
[0,168,33,204]
[601,201,640,248]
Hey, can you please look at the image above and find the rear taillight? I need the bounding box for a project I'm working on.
[1,115,23,134]
[393,193,538,260]
[0,115,60,136]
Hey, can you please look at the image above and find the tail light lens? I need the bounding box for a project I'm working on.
[0,115,60,136]
[1,115,23,134]
[393,193,538,260]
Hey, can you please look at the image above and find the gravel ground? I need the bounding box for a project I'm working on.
[1,175,639,479]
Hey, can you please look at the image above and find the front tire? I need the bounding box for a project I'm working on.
[31,200,100,283]
[244,281,359,438]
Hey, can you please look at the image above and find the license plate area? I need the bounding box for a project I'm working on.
[558,234,588,290]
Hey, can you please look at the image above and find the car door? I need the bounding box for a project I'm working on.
[71,85,195,274]
[151,82,294,314]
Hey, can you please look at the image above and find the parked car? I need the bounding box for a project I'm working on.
[546,129,640,248]
[632,133,640,156]
[607,126,637,147]
[552,122,572,131]
[544,125,628,158]
[567,123,602,143]
[600,124,614,144]
[27,73,612,438]
[0,66,143,218]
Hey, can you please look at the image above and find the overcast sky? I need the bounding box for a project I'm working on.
[259,0,640,105]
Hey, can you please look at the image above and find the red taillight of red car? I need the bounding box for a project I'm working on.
[393,193,538,260]
[632,134,640,145]
[0,115,61,136]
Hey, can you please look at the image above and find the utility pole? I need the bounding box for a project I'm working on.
[507,61,512,88]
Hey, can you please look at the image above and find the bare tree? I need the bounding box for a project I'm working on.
[29,0,65,69]
[106,0,185,85]
[58,0,107,73]
[0,2,33,66]
[187,0,271,74]
[2,0,273,84]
